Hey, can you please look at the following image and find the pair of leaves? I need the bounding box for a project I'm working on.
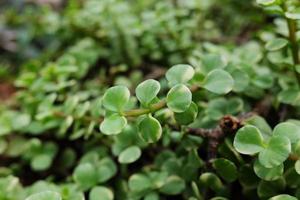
[234,123,300,180]
[100,86,130,135]
[129,173,185,196]
[166,65,194,113]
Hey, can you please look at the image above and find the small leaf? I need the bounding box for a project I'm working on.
[97,157,117,183]
[89,186,114,200]
[265,38,288,51]
[285,9,300,20]
[136,79,160,106]
[273,122,300,143]
[233,125,265,155]
[138,115,162,143]
[159,176,186,195]
[167,84,192,113]
[203,69,234,94]
[256,0,276,6]
[100,114,127,135]
[118,146,141,164]
[166,64,194,86]
[231,69,250,92]
[199,172,225,194]
[254,159,283,181]
[31,154,52,171]
[295,160,300,175]
[259,136,291,168]
[174,101,198,125]
[26,191,61,200]
[128,174,152,192]
[212,158,238,183]
[269,194,298,200]
[102,86,130,112]
[73,163,98,190]
[278,89,300,106]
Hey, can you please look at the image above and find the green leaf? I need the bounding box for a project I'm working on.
[273,122,300,143]
[254,159,283,181]
[118,146,141,164]
[258,179,285,199]
[203,69,234,94]
[199,172,225,194]
[128,174,152,192]
[159,176,186,195]
[278,89,300,106]
[256,0,276,6]
[100,114,127,135]
[31,154,53,171]
[295,160,300,175]
[231,69,250,92]
[97,157,117,183]
[174,101,198,125]
[144,192,160,200]
[102,85,130,112]
[89,186,114,200]
[136,79,160,106]
[259,136,291,168]
[212,158,238,183]
[269,194,297,200]
[233,125,265,155]
[265,38,288,51]
[166,64,195,86]
[138,115,162,143]
[285,9,300,20]
[167,84,192,113]
[201,54,226,74]
[26,191,61,200]
[73,163,98,190]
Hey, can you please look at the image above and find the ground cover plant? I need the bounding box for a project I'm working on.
[1,0,300,199]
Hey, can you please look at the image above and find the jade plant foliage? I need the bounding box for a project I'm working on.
[1,0,300,200]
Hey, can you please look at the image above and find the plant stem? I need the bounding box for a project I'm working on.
[282,3,300,85]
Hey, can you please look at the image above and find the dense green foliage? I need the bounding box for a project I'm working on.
[1,0,300,199]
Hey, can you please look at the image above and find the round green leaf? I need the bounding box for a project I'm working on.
[258,179,285,199]
[26,191,61,200]
[166,64,194,86]
[233,125,265,155]
[203,69,234,94]
[278,89,300,106]
[100,114,127,135]
[136,79,160,106]
[265,38,288,51]
[212,158,238,183]
[273,122,300,143]
[89,186,114,200]
[254,159,283,181]
[73,163,98,190]
[138,115,162,143]
[118,146,141,164]
[295,160,300,175]
[159,176,186,195]
[174,101,198,125]
[231,69,250,92]
[269,194,297,200]
[167,84,192,113]
[31,154,52,171]
[257,0,276,6]
[259,136,291,168]
[97,157,117,183]
[102,85,130,112]
[144,192,160,200]
[199,172,225,193]
[128,174,152,192]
